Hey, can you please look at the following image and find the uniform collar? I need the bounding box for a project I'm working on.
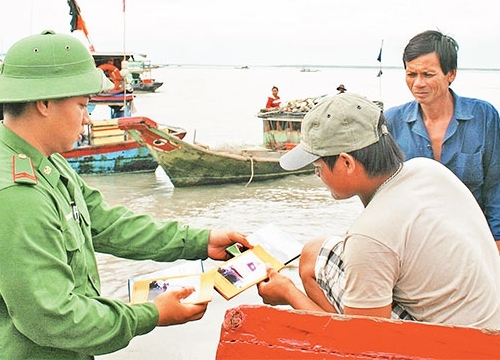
[0,123,61,188]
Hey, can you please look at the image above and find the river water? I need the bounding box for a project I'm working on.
[92,65,499,359]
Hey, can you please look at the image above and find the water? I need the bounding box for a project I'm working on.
[91,65,500,359]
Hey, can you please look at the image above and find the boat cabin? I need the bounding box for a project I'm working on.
[257,111,305,150]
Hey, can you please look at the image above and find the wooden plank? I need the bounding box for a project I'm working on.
[216,305,500,359]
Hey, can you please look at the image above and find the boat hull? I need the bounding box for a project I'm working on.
[128,127,313,187]
[62,141,157,175]
[217,305,500,359]
[131,81,163,92]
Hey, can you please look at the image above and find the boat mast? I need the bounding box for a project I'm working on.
[376,39,383,101]
[122,0,127,112]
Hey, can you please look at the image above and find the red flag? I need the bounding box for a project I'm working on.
[123,0,126,12]
[68,0,88,36]
[68,0,95,52]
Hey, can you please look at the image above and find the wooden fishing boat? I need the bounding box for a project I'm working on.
[61,116,186,175]
[128,127,313,187]
[257,95,323,151]
[126,112,313,187]
[130,77,163,93]
[122,96,381,185]
[216,305,500,359]
[127,56,163,92]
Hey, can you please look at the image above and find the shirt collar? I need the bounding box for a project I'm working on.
[402,89,473,123]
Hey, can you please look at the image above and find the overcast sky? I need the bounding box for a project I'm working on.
[0,0,498,68]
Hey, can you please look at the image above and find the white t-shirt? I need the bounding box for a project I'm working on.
[343,157,500,328]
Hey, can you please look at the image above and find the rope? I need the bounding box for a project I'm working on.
[244,157,255,187]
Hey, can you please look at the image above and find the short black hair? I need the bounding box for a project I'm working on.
[3,102,29,118]
[403,30,459,75]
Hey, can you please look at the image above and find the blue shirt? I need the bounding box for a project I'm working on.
[385,90,500,240]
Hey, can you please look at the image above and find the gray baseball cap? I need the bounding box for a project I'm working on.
[280,93,383,170]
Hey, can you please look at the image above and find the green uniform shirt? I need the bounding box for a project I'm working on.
[0,124,210,359]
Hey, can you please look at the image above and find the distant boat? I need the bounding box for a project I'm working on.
[235,65,249,69]
[128,56,164,92]
[126,111,313,187]
[300,67,319,72]
[92,52,164,93]
[61,114,186,175]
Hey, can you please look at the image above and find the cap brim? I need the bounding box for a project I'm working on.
[279,144,320,171]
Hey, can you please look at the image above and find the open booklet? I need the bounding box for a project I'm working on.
[214,223,304,300]
[128,224,304,303]
[128,260,213,304]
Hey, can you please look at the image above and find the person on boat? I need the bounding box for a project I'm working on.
[265,86,281,108]
[384,30,500,251]
[257,93,500,328]
[336,84,347,94]
[0,30,250,359]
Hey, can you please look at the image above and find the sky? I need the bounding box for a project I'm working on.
[0,0,498,69]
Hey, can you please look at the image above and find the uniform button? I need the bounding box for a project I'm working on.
[18,153,27,159]
[43,166,52,175]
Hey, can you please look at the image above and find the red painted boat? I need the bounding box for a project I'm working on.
[216,305,500,359]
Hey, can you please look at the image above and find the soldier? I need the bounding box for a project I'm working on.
[0,30,249,358]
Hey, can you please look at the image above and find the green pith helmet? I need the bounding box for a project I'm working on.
[0,30,114,102]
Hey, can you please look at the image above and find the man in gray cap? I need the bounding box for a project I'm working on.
[0,31,249,358]
[258,93,500,328]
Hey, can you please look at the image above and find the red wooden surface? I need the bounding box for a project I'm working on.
[216,305,500,359]
[61,140,140,158]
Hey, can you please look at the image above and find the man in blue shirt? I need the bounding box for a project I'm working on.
[385,30,500,250]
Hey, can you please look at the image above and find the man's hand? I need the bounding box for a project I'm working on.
[207,229,252,261]
[153,287,208,326]
[257,267,297,306]
[258,267,328,312]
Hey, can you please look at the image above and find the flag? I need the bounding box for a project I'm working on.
[68,0,95,52]
[377,39,383,62]
[376,39,383,78]
[68,0,88,36]
[123,0,126,12]
[376,47,382,62]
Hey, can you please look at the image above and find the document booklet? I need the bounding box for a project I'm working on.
[128,260,208,303]
[214,244,285,300]
[130,270,214,305]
